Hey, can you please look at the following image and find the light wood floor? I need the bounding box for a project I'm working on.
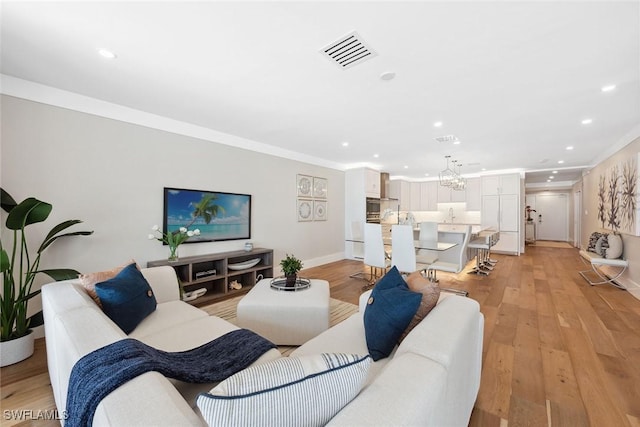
[2,245,639,426]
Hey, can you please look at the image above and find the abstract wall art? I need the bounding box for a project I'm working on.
[597,153,638,236]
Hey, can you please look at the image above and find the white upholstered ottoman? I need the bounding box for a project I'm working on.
[237,278,330,345]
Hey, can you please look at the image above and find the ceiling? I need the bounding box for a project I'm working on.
[1,1,639,189]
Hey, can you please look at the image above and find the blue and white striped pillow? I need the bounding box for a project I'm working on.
[196,353,371,427]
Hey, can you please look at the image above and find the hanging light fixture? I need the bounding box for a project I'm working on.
[452,163,466,191]
[439,156,466,190]
[439,155,457,187]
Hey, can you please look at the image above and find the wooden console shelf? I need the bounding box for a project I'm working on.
[147,248,274,307]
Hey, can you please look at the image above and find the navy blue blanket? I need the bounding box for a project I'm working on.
[65,329,276,427]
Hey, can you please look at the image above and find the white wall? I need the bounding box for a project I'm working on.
[1,95,345,283]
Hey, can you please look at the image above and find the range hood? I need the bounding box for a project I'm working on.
[380,172,394,200]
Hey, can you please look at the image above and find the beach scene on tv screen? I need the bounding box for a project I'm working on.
[165,189,250,241]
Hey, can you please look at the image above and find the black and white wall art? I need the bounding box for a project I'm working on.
[597,153,638,236]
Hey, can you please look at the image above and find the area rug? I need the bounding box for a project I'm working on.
[201,296,359,356]
[531,240,574,248]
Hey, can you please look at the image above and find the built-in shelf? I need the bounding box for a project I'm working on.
[147,248,273,307]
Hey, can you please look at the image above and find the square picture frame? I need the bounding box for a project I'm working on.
[297,174,313,198]
[313,200,327,221]
[297,199,313,222]
[312,177,328,199]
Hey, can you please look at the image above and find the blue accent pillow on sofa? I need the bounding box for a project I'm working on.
[95,263,157,334]
[363,266,422,361]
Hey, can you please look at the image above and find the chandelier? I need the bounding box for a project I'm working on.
[439,156,466,191]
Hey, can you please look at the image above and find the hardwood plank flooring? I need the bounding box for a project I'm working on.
[1,246,639,426]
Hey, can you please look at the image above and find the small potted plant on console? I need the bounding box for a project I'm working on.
[280,254,303,288]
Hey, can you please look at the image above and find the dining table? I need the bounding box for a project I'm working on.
[346,237,458,252]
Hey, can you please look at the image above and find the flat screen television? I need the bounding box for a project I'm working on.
[163,187,251,243]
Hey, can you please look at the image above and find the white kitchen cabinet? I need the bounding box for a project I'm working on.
[389,180,411,211]
[481,173,520,195]
[492,231,519,254]
[365,168,381,198]
[465,178,482,211]
[481,193,520,255]
[410,182,421,211]
[437,184,466,203]
[345,168,379,259]
[420,181,439,211]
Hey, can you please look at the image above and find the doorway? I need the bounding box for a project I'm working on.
[530,193,569,241]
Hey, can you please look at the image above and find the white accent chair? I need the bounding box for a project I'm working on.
[579,250,628,289]
[427,225,472,282]
[416,221,439,265]
[391,224,430,276]
[363,223,391,286]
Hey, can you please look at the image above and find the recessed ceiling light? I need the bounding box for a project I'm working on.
[558,160,565,164]
[453,140,461,145]
[404,165,409,169]
[601,84,616,92]
[481,168,486,171]
[380,71,396,81]
[581,119,593,125]
[341,142,349,147]
[424,173,430,177]
[547,179,551,182]
[433,121,443,128]
[98,48,117,59]
[549,176,554,179]
[552,170,558,174]
[566,146,574,150]
[373,153,379,158]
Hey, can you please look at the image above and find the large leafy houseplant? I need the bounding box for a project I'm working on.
[0,188,93,342]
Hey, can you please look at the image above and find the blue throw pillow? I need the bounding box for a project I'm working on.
[363,266,422,361]
[95,263,157,334]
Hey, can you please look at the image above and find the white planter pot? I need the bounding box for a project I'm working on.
[0,330,35,367]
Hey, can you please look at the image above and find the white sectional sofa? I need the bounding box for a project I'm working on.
[42,266,281,426]
[42,265,484,426]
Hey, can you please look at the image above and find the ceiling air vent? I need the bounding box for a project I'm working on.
[320,31,377,69]
[434,135,460,144]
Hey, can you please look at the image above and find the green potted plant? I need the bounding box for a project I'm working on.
[0,188,93,366]
[280,253,303,288]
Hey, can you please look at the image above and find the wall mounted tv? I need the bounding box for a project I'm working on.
[163,187,251,243]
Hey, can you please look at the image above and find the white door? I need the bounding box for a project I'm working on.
[535,193,568,241]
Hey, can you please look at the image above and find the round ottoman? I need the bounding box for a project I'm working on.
[237,278,330,345]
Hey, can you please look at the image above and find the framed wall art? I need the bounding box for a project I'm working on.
[314,200,327,221]
[312,177,328,199]
[297,174,313,197]
[297,199,313,222]
[596,152,638,236]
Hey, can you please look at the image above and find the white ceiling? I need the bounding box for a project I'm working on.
[2,1,639,188]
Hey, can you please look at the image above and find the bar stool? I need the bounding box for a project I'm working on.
[467,234,491,275]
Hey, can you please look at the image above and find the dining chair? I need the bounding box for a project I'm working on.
[363,223,391,286]
[416,221,439,265]
[426,225,472,282]
[391,224,430,276]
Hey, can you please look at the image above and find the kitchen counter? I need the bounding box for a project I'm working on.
[438,224,485,234]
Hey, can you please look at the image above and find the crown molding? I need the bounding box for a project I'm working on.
[0,74,346,171]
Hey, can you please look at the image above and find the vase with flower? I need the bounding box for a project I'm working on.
[149,225,200,262]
